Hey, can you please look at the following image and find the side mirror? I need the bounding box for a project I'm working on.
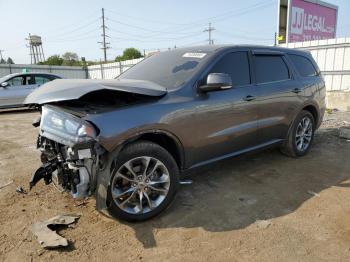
[0,82,9,88]
[198,73,232,92]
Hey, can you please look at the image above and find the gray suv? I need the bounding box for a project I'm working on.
[25,45,325,221]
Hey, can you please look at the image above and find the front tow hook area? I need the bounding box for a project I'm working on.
[29,162,57,190]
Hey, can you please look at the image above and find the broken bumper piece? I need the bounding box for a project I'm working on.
[29,162,56,190]
[31,214,80,248]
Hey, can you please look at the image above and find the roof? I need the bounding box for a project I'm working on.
[167,44,310,56]
[0,72,61,81]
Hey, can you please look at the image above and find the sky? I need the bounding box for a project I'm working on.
[1,0,350,64]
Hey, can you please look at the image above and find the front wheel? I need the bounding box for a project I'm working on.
[281,110,315,157]
[107,141,179,222]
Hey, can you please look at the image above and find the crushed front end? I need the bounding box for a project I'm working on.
[30,105,104,199]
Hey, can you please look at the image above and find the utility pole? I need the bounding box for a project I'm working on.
[98,8,110,62]
[204,22,215,45]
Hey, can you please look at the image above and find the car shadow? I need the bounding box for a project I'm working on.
[123,128,350,248]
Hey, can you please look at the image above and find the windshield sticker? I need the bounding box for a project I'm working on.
[182,52,207,59]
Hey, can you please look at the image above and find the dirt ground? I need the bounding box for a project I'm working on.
[0,108,350,262]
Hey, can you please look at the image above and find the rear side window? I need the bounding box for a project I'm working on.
[35,76,51,85]
[208,52,251,87]
[254,55,290,84]
[289,54,318,77]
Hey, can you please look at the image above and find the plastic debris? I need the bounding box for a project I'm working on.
[179,180,193,185]
[16,186,27,194]
[30,214,80,248]
[307,190,320,197]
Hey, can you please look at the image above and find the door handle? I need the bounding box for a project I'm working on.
[243,95,256,101]
[292,88,302,94]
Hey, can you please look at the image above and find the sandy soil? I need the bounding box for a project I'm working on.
[0,108,350,262]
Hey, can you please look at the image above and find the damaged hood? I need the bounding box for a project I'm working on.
[24,79,167,105]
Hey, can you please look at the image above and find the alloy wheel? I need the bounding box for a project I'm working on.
[295,116,313,152]
[111,156,171,214]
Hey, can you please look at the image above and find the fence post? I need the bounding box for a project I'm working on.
[119,61,122,76]
[9,64,12,74]
[100,60,104,79]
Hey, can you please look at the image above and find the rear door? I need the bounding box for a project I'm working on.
[189,50,260,165]
[252,51,303,144]
[35,74,54,87]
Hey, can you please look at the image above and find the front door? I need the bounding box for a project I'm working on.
[189,51,259,166]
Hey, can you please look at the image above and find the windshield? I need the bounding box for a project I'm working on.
[117,49,211,90]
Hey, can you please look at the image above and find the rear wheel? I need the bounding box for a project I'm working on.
[281,110,315,157]
[107,141,179,222]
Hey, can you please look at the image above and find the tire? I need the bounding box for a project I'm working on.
[281,110,315,157]
[107,141,179,222]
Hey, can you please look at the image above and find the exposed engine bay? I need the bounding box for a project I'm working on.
[30,129,103,199]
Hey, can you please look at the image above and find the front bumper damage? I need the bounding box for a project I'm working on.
[30,134,103,199]
[29,106,123,215]
[29,104,113,210]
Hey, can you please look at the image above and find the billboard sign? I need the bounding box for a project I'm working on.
[278,0,338,44]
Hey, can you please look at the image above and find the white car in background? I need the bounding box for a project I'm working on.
[0,72,61,108]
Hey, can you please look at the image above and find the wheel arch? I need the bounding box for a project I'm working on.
[118,130,185,170]
[302,104,319,127]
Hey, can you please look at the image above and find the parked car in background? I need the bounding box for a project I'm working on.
[0,72,61,108]
[25,45,325,222]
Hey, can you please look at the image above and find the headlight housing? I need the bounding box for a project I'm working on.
[40,105,97,145]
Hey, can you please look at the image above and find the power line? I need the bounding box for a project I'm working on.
[105,1,275,40]
[45,27,100,42]
[204,23,215,45]
[215,30,274,42]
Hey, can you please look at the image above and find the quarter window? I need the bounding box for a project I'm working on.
[208,52,251,87]
[289,54,318,77]
[254,55,290,84]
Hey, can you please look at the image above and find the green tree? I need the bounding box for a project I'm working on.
[115,48,142,62]
[0,58,5,64]
[6,57,14,64]
[39,55,63,66]
[62,52,81,66]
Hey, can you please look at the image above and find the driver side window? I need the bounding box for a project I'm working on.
[8,76,25,86]
[207,51,251,87]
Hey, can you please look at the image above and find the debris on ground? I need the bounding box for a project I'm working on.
[30,214,80,248]
[326,108,339,114]
[16,186,27,194]
[339,127,350,140]
[0,180,13,190]
[255,220,272,229]
[179,180,193,185]
[307,190,321,197]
